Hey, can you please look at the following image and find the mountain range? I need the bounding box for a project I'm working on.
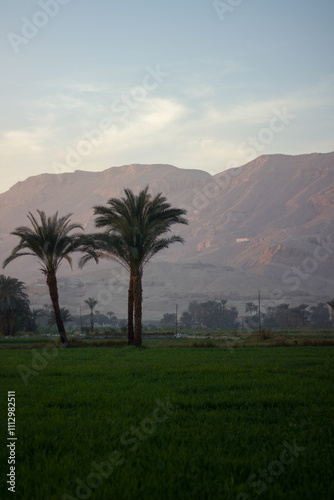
[1,152,333,320]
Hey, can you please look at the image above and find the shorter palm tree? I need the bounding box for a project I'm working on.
[245,302,258,315]
[85,297,99,333]
[29,308,44,333]
[3,210,88,345]
[107,311,115,324]
[47,307,73,329]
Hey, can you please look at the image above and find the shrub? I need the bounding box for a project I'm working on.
[190,341,217,348]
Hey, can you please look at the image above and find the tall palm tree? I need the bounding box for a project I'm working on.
[0,275,30,336]
[3,210,87,345]
[84,297,99,333]
[80,186,188,346]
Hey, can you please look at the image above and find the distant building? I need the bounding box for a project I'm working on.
[236,238,250,243]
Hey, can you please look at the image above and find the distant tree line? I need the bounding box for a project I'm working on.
[1,274,333,337]
[160,300,334,331]
[245,302,332,329]
[0,286,120,337]
[178,300,238,329]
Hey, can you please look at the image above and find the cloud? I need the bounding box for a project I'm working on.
[202,79,334,126]
[1,77,333,194]
[134,98,189,127]
[0,128,51,154]
[91,98,190,156]
[0,128,56,189]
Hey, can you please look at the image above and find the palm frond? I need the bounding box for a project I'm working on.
[90,186,188,275]
[3,210,84,274]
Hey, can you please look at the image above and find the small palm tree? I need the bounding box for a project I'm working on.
[3,210,87,345]
[245,302,258,314]
[29,308,44,333]
[85,297,99,333]
[47,307,73,328]
[107,311,115,324]
[80,186,188,346]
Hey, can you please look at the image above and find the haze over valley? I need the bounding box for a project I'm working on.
[1,151,333,321]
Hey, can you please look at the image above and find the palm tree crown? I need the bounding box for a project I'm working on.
[83,186,188,272]
[3,210,84,274]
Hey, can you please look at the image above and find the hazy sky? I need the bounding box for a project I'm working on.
[1,0,333,193]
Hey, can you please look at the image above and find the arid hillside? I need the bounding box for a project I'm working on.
[1,153,333,319]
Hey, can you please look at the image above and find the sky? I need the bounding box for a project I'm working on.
[0,0,333,194]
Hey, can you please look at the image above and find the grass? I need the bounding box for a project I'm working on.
[0,346,334,499]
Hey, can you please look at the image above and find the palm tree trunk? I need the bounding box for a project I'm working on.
[5,312,11,336]
[128,273,134,345]
[46,272,68,345]
[90,310,94,333]
[134,273,142,347]
[9,313,15,336]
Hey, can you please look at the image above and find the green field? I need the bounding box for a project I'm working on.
[1,345,333,500]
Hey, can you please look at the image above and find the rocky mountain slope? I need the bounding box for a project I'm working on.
[0,153,333,319]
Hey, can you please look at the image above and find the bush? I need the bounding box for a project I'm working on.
[190,341,217,348]
[260,328,273,340]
